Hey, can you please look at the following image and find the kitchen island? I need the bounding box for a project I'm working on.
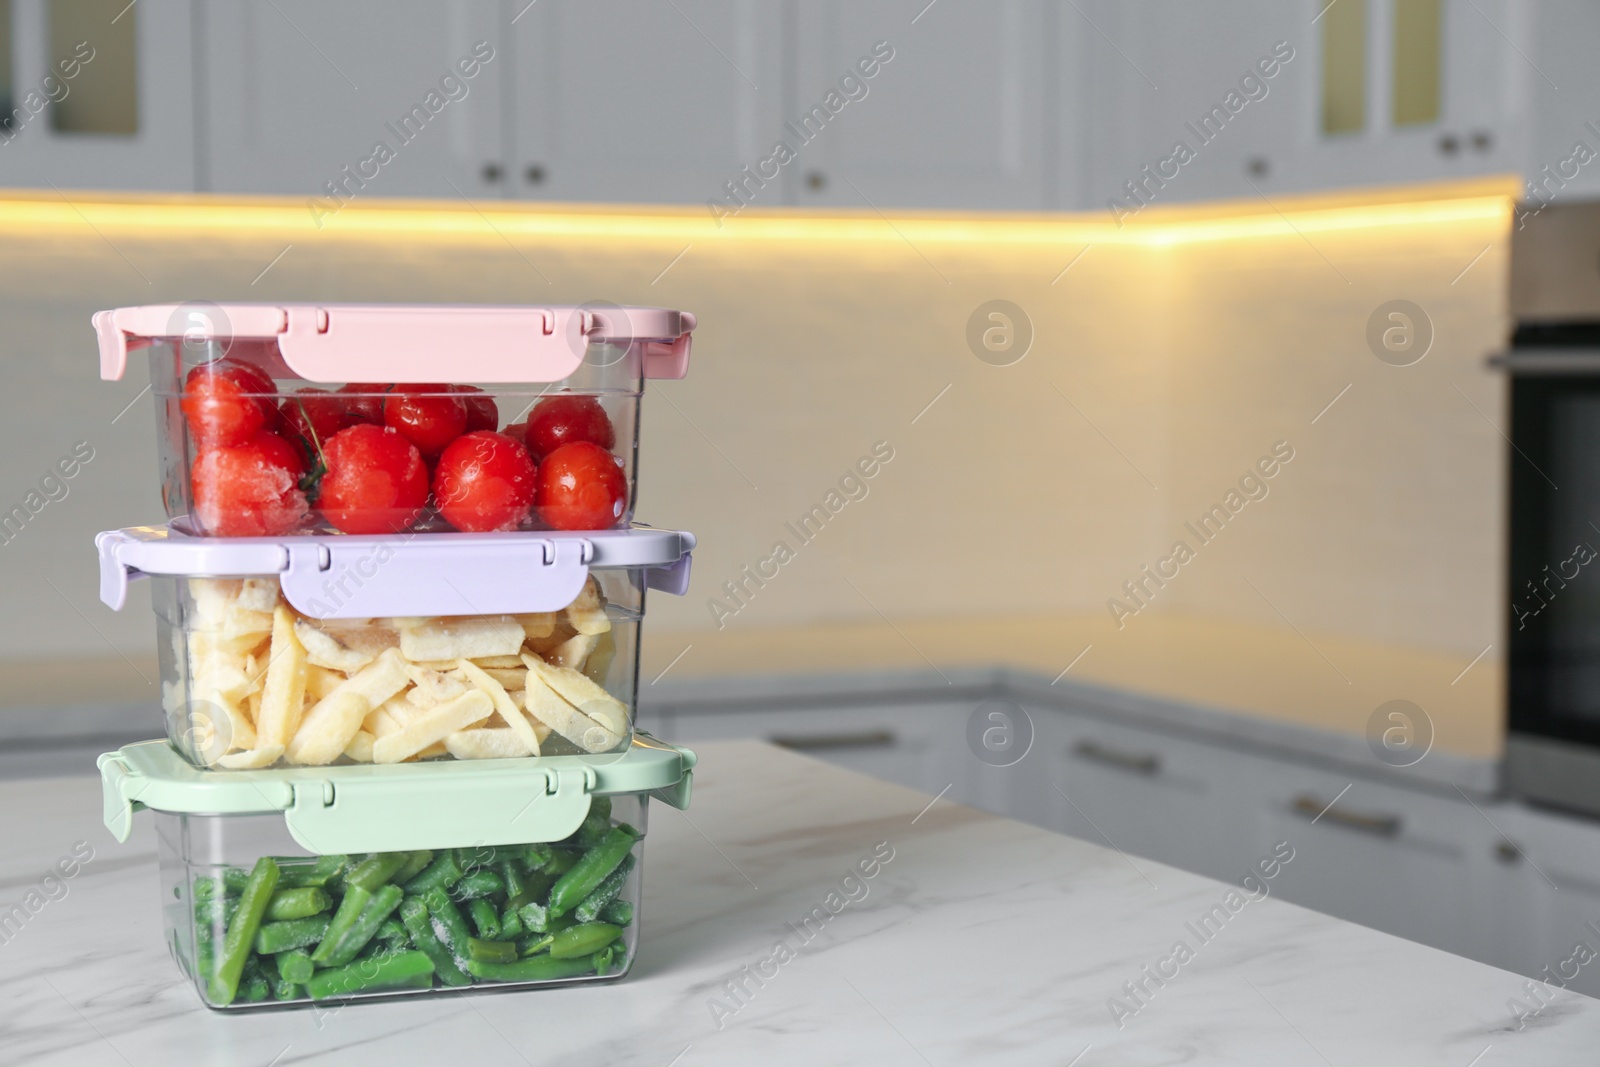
[1,740,1592,1065]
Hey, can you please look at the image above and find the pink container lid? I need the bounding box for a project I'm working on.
[92,303,695,384]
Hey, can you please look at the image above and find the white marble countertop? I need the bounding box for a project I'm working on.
[1,740,1593,1065]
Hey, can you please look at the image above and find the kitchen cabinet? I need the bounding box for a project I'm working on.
[507,0,786,206]
[0,0,195,192]
[788,0,1049,211]
[197,1,504,200]
[1494,803,1600,1000]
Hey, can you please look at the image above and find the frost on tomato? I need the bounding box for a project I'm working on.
[434,431,536,532]
[521,395,615,462]
[317,423,429,535]
[191,432,310,536]
[535,440,627,531]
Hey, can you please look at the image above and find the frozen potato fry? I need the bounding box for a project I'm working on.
[305,665,346,701]
[256,605,309,748]
[414,741,449,760]
[469,655,524,669]
[583,629,616,687]
[564,577,611,635]
[190,579,244,627]
[523,656,628,739]
[343,730,375,762]
[548,632,598,671]
[519,656,621,753]
[400,616,524,662]
[294,620,378,673]
[372,690,492,764]
[524,621,577,657]
[342,627,400,659]
[482,667,527,691]
[456,659,542,756]
[515,612,557,641]
[287,648,409,765]
[445,728,532,760]
[236,578,280,614]
[363,696,414,738]
[217,744,285,770]
[402,664,468,707]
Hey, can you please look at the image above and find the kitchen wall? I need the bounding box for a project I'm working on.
[0,178,1513,757]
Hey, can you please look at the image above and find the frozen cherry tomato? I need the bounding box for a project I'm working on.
[521,395,615,461]
[449,385,500,433]
[191,431,309,536]
[337,383,388,425]
[384,384,468,458]
[434,431,537,532]
[282,388,358,463]
[535,441,626,530]
[181,358,276,447]
[317,424,430,534]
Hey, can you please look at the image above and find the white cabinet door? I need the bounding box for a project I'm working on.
[1495,802,1600,1000]
[508,0,785,206]
[199,1,504,199]
[663,702,968,802]
[0,0,195,191]
[790,0,1046,210]
[1522,0,1600,201]
[1237,759,1493,963]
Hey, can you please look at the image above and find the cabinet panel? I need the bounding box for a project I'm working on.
[792,0,1046,210]
[200,1,503,199]
[2,0,194,191]
[509,0,785,205]
[1496,803,1600,1000]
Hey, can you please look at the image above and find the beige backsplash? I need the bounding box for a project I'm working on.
[0,180,1514,758]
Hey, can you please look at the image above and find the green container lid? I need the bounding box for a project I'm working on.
[100,734,696,855]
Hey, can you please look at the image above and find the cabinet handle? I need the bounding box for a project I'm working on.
[525,164,546,185]
[481,162,504,182]
[1292,794,1402,837]
[769,729,895,752]
[1072,739,1160,775]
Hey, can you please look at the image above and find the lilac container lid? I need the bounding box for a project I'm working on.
[97,524,695,620]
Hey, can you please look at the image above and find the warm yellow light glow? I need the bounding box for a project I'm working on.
[0,181,1515,249]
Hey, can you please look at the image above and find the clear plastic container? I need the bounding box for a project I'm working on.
[157,799,646,1008]
[91,304,694,537]
[98,524,695,771]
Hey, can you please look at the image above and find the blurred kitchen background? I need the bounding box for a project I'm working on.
[4,0,1600,999]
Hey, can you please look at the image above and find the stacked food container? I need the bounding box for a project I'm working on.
[90,303,698,1008]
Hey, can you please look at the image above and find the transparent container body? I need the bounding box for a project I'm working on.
[155,795,648,1009]
[153,568,646,770]
[148,338,648,536]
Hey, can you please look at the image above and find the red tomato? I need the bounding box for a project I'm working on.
[336,383,389,425]
[521,395,615,462]
[384,384,468,458]
[282,388,358,463]
[180,358,277,447]
[191,431,309,536]
[449,385,500,433]
[433,431,537,532]
[535,441,627,530]
[317,424,429,534]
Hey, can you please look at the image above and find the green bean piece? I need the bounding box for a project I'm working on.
[500,859,529,902]
[599,899,634,927]
[320,884,405,968]
[254,916,330,955]
[376,918,410,949]
[574,855,635,923]
[193,876,225,902]
[467,937,518,964]
[346,852,409,894]
[450,869,504,901]
[549,922,622,960]
[277,855,349,889]
[542,850,579,877]
[310,884,371,965]
[507,869,554,913]
[222,868,252,893]
[573,809,610,850]
[456,845,504,873]
[548,827,637,917]
[517,934,553,957]
[392,850,434,886]
[499,905,524,940]
[468,897,501,941]
[276,949,315,985]
[195,896,240,929]
[421,887,474,959]
[591,796,613,823]
[304,950,435,1000]
[403,851,464,895]
[594,944,617,976]
[241,973,271,1003]
[465,955,599,983]
[520,844,553,871]
[399,896,471,988]
[265,887,331,922]
[206,857,280,1007]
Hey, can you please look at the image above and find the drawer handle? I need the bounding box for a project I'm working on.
[769,730,896,752]
[1292,794,1402,837]
[1072,739,1160,775]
